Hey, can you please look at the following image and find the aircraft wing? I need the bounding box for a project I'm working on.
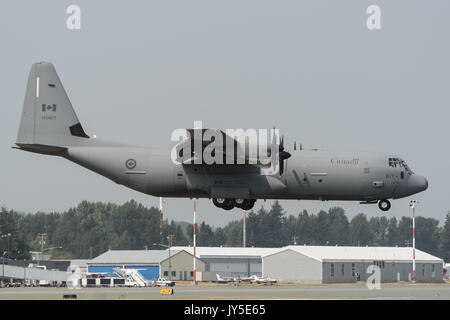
[174,128,273,167]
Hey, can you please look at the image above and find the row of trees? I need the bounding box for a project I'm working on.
[1,201,449,261]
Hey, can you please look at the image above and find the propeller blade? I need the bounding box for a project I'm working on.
[280,157,284,175]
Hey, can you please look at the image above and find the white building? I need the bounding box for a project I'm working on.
[263,246,444,283]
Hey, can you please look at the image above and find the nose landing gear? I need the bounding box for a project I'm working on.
[378,199,391,211]
[212,198,256,211]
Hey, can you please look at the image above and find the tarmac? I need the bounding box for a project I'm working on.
[0,282,450,300]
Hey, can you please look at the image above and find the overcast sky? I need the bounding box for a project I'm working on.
[1,1,449,228]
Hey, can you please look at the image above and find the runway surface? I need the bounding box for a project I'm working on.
[0,282,449,300]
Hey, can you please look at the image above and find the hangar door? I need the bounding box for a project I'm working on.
[210,262,247,273]
[250,263,262,274]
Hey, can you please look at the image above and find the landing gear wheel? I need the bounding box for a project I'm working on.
[213,198,235,210]
[240,199,256,211]
[378,199,391,211]
[213,198,227,208]
[222,201,235,210]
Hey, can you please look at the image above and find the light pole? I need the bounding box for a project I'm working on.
[37,233,47,265]
[2,251,6,286]
[153,243,169,279]
[1,233,11,254]
[154,235,175,281]
[1,233,11,286]
[167,235,175,280]
[36,246,63,266]
[410,200,418,282]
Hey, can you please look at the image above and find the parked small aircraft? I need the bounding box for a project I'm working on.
[250,276,278,285]
[216,274,240,284]
[237,275,258,282]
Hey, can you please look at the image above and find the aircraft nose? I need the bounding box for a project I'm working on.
[408,174,428,194]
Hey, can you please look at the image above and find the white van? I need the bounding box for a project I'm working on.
[34,265,51,287]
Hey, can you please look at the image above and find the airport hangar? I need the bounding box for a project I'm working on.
[86,246,443,283]
[87,249,205,281]
[262,246,444,283]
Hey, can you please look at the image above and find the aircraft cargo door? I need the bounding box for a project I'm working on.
[173,166,186,195]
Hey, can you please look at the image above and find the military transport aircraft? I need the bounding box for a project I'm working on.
[14,62,428,212]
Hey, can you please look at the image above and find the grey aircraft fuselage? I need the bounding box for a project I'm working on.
[65,145,427,202]
[14,62,428,212]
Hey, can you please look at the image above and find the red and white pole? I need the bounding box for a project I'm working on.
[193,199,197,284]
[410,200,418,282]
[412,204,416,282]
[159,197,163,246]
[243,210,246,248]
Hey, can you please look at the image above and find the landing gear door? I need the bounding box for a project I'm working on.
[386,166,400,198]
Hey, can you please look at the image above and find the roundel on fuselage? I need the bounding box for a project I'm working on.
[125,159,137,169]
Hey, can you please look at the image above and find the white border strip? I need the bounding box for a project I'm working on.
[36,77,40,98]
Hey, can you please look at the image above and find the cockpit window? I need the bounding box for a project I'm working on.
[388,157,413,174]
[388,158,401,167]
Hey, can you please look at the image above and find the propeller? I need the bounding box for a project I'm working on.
[279,135,291,175]
[270,128,291,175]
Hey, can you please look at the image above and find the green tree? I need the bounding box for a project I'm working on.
[223,220,244,246]
[415,217,441,256]
[313,210,331,245]
[295,210,314,245]
[213,227,226,246]
[439,212,450,262]
[386,217,399,246]
[369,216,389,246]
[327,207,350,245]
[246,201,285,247]
[349,213,374,246]
[0,207,30,259]
[198,222,215,246]
[397,217,413,247]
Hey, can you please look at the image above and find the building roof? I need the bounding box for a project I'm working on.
[88,250,182,265]
[274,245,443,263]
[171,246,280,259]
[70,259,90,267]
[88,246,443,265]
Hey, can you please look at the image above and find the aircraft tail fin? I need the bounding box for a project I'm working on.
[16,62,89,153]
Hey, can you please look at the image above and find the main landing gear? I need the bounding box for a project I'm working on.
[213,198,256,211]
